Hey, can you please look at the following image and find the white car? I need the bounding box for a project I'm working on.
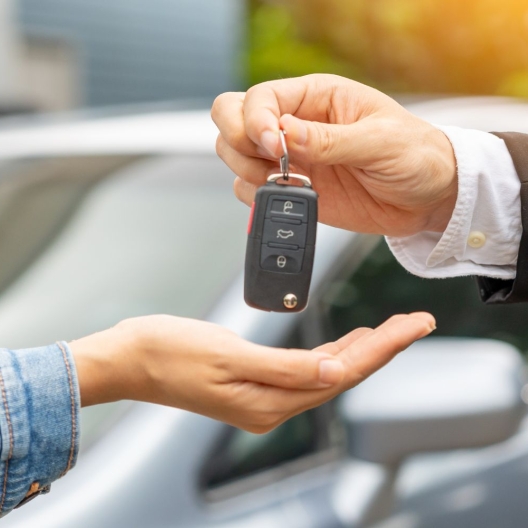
[0,98,527,528]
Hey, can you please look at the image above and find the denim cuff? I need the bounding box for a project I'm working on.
[0,342,81,516]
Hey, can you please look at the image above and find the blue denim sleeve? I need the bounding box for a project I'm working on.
[0,342,81,516]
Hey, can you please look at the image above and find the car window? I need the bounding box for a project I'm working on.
[0,156,137,296]
[203,412,318,489]
[0,154,249,449]
[324,236,528,353]
[201,404,342,501]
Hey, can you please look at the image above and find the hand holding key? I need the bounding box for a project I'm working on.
[212,74,458,238]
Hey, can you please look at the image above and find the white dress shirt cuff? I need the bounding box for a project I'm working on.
[386,126,521,280]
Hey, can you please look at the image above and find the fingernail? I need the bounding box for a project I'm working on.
[260,130,278,157]
[319,359,344,386]
[426,324,436,335]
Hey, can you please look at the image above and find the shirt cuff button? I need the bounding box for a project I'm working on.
[468,231,486,248]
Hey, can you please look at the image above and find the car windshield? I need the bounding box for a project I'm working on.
[0,154,248,448]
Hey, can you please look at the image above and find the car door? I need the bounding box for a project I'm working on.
[195,405,346,528]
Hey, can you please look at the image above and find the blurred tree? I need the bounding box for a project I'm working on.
[246,0,370,86]
[248,0,528,97]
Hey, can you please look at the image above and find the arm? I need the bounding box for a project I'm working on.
[0,312,434,516]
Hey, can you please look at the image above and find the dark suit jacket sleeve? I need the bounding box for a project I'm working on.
[477,132,528,303]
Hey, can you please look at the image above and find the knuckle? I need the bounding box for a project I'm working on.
[378,325,405,352]
[211,94,247,149]
[385,314,407,325]
[238,157,258,181]
[215,134,226,157]
[315,125,334,161]
[233,178,255,205]
[355,326,373,334]
[211,93,226,122]
[233,177,245,200]
[211,91,237,121]
[378,326,394,343]
[245,84,261,99]
[224,127,246,150]
[275,360,300,385]
[279,371,298,387]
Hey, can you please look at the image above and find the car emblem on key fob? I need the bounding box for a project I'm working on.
[244,129,318,312]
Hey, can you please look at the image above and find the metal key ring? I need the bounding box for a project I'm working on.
[267,173,313,187]
[279,129,289,181]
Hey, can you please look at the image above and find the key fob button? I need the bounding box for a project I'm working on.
[260,245,304,273]
[262,219,307,247]
[269,199,306,219]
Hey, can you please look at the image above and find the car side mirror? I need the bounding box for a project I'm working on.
[339,338,526,466]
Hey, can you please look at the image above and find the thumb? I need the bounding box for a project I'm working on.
[279,113,377,166]
[227,343,345,389]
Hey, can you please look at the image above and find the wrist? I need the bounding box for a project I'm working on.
[69,321,143,407]
[423,127,458,233]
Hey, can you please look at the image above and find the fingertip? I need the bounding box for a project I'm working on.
[409,312,437,332]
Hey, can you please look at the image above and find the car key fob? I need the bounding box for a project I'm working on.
[244,160,318,312]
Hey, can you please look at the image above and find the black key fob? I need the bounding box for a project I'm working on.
[244,173,318,312]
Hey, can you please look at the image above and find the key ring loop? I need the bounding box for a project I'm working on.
[279,129,289,181]
[272,128,312,186]
[267,173,312,187]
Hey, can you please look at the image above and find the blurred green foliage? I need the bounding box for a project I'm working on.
[247,0,528,96]
[247,1,369,86]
